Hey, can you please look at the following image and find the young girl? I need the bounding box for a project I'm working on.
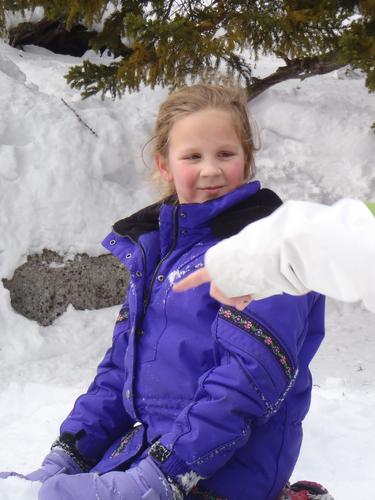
[0,84,327,500]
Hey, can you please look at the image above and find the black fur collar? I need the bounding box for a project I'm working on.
[113,199,162,240]
[210,188,282,238]
[112,189,282,240]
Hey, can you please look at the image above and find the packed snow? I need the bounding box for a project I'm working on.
[0,38,374,499]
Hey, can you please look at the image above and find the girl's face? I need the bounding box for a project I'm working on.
[156,108,246,204]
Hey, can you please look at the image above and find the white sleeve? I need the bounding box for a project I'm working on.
[205,199,375,312]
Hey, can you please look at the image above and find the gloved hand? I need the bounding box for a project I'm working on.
[38,456,182,500]
[0,448,82,483]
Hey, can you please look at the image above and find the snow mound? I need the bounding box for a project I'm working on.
[0,53,26,82]
[0,476,40,500]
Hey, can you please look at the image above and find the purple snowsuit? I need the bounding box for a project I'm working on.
[60,181,325,499]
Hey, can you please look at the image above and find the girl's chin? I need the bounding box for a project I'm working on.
[179,186,239,203]
[198,187,228,201]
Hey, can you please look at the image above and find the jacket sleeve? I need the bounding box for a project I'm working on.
[205,198,375,312]
[149,292,323,492]
[59,301,135,464]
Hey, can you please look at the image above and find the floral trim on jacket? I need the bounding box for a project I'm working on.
[218,306,295,380]
[116,306,129,323]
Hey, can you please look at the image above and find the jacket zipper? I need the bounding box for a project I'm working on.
[112,206,179,314]
[143,206,179,313]
[112,229,147,291]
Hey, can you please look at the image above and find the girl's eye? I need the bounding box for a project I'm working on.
[183,154,201,160]
[218,151,234,158]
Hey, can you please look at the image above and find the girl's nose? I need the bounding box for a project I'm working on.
[201,160,222,176]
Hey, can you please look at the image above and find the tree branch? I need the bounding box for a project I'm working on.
[61,98,98,137]
[247,52,345,101]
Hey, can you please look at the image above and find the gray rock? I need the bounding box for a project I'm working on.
[2,249,130,326]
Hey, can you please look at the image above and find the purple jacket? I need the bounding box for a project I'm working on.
[60,181,325,499]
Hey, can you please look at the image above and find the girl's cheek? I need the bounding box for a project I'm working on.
[183,168,198,183]
[228,160,246,179]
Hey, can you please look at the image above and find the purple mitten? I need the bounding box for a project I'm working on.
[0,448,82,484]
[0,471,28,480]
[38,456,181,500]
[27,448,83,482]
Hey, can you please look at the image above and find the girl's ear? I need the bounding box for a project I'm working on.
[155,154,173,182]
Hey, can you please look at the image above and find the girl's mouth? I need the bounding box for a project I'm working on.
[199,186,224,191]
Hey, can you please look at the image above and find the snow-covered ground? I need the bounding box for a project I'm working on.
[0,39,374,499]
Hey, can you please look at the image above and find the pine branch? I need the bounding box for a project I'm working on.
[164,0,174,19]
[5,1,371,99]
[61,98,99,137]
[221,53,253,87]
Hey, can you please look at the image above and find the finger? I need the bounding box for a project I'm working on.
[234,296,253,311]
[173,267,211,292]
[209,284,252,309]
[209,282,234,304]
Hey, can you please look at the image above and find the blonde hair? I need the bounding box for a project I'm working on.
[151,83,258,198]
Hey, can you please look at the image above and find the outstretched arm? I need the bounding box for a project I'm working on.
[175,199,375,312]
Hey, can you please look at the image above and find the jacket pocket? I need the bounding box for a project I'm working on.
[90,424,146,474]
[214,306,298,418]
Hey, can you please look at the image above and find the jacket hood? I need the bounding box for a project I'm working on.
[112,182,282,241]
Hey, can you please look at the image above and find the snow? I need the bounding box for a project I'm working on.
[0,39,374,499]
[0,477,40,500]
[4,8,45,31]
